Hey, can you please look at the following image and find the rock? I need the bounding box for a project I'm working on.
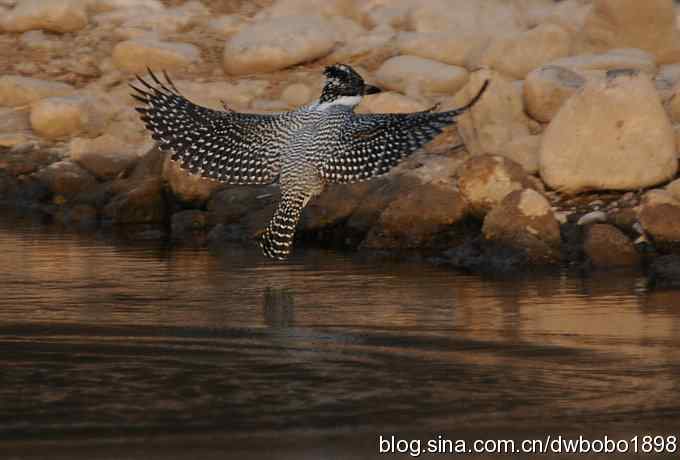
[648,255,680,286]
[638,190,680,252]
[455,70,532,158]
[356,91,428,114]
[397,31,489,68]
[0,76,74,107]
[477,24,572,79]
[577,211,608,226]
[408,0,526,38]
[223,16,336,75]
[666,80,680,123]
[206,15,243,37]
[539,72,677,193]
[70,135,140,179]
[301,181,375,234]
[280,83,313,107]
[374,56,469,97]
[90,0,165,13]
[583,224,640,268]
[103,178,166,224]
[30,95,107,140]
[457,154,533,218]
[523,65,585,123]
[257,0,357,20]
[171,209,208,238]
[502,135,541,174]
[33,160,98,198]
[207,185,277,224]
[667,178,680,201]
[547,48,657,76]
[581,0,679,62]
[1,0,88,33]
[112,39,202,74]
[361,184,469,249]
[482,188,561,264]
[162,156,223,204]
[0,107,31,135]
[531,0,591,35]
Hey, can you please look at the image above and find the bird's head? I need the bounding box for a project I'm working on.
[319,64,381,107]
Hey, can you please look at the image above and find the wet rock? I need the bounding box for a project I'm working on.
[29,95,108,140]
[207,185,277,224]
[477,24,572,79]
[70,135,140,179]
[223,16,336,75]
[583,224,640,268]
[524,65,585,123]
[162,156,223,205]
[436,237,530,274]
[648,254,680,286]
[103,177,166,224]
[361,183,469,250]
[0,76,74,107]
[581,0,679,63]
[375,56,468,97]
[638,190,680,252]
[356,91,427,114]
[171,209,208,239]
[455,70,532,159]
[457,154,533,218]
[608,207,638,233]
[397,31,489,68]
[1,0,88,33]
[113,39,202,74]
[540,72,676,193]
[577,211,607,226]
[482,188,561,264]
[547,49,657,76]
[33,160,98,198]
[343,177,404,244]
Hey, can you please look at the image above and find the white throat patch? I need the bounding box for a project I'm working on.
[316,95,362,110]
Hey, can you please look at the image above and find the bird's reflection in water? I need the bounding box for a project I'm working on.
[263,287,295,328]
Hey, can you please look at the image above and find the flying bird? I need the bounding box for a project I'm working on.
[130,65,489,260]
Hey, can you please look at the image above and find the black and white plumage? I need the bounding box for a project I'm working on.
[131,65,489,260]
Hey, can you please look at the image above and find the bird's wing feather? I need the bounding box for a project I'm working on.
[318,81,489,184]
[131,70,291,185]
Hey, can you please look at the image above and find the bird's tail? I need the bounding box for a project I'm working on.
[257,194,306,260]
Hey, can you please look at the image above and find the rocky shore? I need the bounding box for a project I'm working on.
[2,0,680,277]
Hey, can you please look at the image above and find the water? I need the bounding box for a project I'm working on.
[1,207,680,459]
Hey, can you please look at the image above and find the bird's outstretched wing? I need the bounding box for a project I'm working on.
[318,80,489,184]
[130,70,291,185]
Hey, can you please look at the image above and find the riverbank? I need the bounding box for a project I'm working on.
[2,0,680,276]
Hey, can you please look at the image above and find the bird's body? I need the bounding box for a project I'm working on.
[131,65,489,259]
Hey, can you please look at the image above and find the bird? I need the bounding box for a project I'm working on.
[130,65,489,260]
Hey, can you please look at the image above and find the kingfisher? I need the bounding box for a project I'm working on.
[130,65,488,259]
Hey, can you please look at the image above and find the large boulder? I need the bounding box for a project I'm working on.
[0,76,74,107]
[103,178,166,224]
[162,156,223,204]
[580,0,679,63]
[547,48,657,76]
[457,154,534,218]
[482,188,561,264]
[477,24,572,79]
[356,91,428,114]
[397,32,489,68]
[540,72,676,193]
[583,224,640,268]
[223,16,336,75]
[523,65,585,123]
[1,0,88,33]
[454,70,532,159]
[112,39,202,73]
[30,95,109,140]
[375,55,469,97]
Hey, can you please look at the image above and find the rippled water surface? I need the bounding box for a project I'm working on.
[1,208,680,459]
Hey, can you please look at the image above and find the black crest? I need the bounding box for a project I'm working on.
[319,64,367,103]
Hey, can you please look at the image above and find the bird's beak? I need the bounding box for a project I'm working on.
[363,84,382,95]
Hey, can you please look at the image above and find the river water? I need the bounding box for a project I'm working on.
[1,207,679,459]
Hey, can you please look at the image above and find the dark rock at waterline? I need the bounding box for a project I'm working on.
[433,237,530,274]
[207,223,253,245]
[583,224,640,268]
[32,160,98,198]
[648,255,680,287]
[171,209,208,241]
[102,178,167,224]
[0,173,50,204]
[207,185,278,225]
